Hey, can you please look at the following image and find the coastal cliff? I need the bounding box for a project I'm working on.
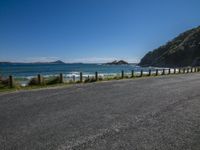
[139,26,200,67]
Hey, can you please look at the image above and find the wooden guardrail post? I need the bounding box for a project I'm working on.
[37,74,41,85]
[140,70,143,77]
[148,69,151,76]
[186,68,189,73]
[59,73,63,83]
[131,70,134,78]
[168,68,171,74]
[121,70,124,78]
[95,72,98,81]
[80,72,83,82]
[174,68,176,74]
[178,68,181,74]
[9,75,14,88]
[73,75,75,82]
[156,69,158,76]
[162,69,165,75]
[183,68,185,73]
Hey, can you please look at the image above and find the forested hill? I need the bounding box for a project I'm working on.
[139,26,200,67]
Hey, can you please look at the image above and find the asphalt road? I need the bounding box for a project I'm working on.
[0,73,200,150]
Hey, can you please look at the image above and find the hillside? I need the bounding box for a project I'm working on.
[0,60,65,65]
[139,26,200,67]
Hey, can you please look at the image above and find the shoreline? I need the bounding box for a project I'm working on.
[0,67,199,93]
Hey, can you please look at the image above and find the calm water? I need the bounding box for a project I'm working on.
[0,63,155,79]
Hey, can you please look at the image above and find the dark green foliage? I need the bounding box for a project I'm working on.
[84,77,97,83]
[28,78,39,86]
[139,26,200,67]
[28,76,61,86]
[28,77,45,86]
[0,78,9,88]
[98,76,103,81]
[124,75,129,78]
[0,77,18,88]
[113,76,121,80]
[45,76,60,85]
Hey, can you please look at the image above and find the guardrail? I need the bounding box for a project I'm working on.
[2,67,200,88]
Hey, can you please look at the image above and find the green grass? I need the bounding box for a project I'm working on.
[0,82,72,93]
[0,71,199,93]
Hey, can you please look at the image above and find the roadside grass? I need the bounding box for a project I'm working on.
[0,71,198,93]
[0,82,72,93]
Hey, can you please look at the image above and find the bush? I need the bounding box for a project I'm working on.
[113,76,121,80]
[0,78,9,88]
[0,77,18,88]
[84,77,97,83]
[45,76,60,85]
[76,80,82,83]
[98,76,103,81]
[28,77,45,86]
[28,78,39,86]
[1,78,9,85]
[124,75,129,78]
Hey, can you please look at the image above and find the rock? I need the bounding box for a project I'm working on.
[106,60,129,65]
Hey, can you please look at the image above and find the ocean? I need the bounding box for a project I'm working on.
[0,63,159,84]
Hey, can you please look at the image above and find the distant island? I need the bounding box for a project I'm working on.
[106,60,129,65]
[0,60,130,65]
[0,60,66,65]
[139,26,200,67]
[48,60,65,64]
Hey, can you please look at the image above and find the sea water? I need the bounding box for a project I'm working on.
[0,63,160,85]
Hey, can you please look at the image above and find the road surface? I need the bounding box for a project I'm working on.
[0,73,200,150]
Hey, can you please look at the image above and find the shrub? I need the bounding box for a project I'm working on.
[28,77,45,86]
[98,76,103,81]
[84,77,96,83]
[46,76,60,85]
[0,77,18,88]
[28,78,39,86]
[0,78,9,88]
[1,78,9,85]
[124,75,129,78]
[113,76,121,80]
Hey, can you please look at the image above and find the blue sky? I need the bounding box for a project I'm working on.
[0,0,200,63]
